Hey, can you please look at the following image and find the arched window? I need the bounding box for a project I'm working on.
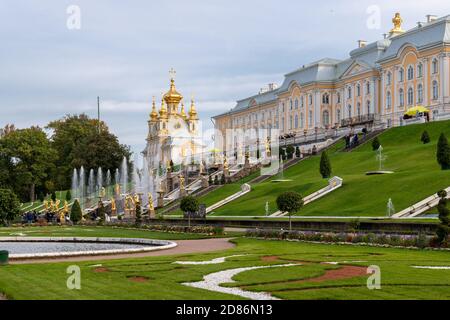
[289,100,293,110]
[294,99,298,109]
[417,63,423,78]
[433,81,439,100]
[366,101,371,115]
[337,92,341,103]
[417,84,423,104]
[356,84,361,97]
[294,115,298,128]
[432,59,438,74]
[399,68,404,82]
[323,111,330,126]
[407,66,414,80]
[366,82,370,94]
[348,105,352,118]
[387,72,392,85]
[357,102,361,117]
[336,109,341,123]
[308,110,313,126]
[322,93,329,104]
[300,113,304,128]
[300,96,304,108]
[407,87,414,105]
[289,115,293,129]
[347,87,352,99]
[399,88,404,106]
[386,91,392,109]
[308,94,313,105]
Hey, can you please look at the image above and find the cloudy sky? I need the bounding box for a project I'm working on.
[1,0,449,154]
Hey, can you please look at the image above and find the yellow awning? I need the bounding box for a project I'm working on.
[404,106,429,116]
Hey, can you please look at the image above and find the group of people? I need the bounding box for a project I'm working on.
[345,133,360,149]
[22,209,69,224]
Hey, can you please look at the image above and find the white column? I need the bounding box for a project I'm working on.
[440,53,445,105]
[442,53,450,104]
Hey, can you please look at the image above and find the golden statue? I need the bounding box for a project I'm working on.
[111,197,117,214]
[265,137,271,157]
[60,211,65,224]
[223,157,229,170]
[55,199,61,211]
[134,194,140,205]
[179,174,185,189]
[43,200,49,211]
[148,193,154,211]
[390,12,404,34]
[63,200,69,214]
[115,183,120,196]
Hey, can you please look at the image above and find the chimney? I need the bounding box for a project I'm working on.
[426,15,437,23]
[358,40,367,48]
[417,21,423,28]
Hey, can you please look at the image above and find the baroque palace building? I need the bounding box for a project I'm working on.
[213,13,450,152]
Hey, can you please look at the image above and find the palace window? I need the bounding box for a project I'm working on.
[417,84,423,104]
[337,92,341,103]
[367,101,371,115]
[300,96,304,108]
[366,81,370,94]
[308,110,313,126]
[300,113,304,128]
[322,110,330,126]
[432,59,438,74]
[386,72,392,85]
[294,99,299,109]
[294,115,298,128]
[308,94,313,105]
[399,68,404,82]
[348,105,352,118]
[289,115,293,130]
[433,81,439,100]
[386,91,392,109]
[357,102,361,117]
[399,88,404,106]
[336,109,341,123]
[290,100,293,110]
[407,66,414,80]
[322,93,329,104]
[417,63,423,78]
[407,87,414,106]
[347,87,352,99]
[356,84,361,97]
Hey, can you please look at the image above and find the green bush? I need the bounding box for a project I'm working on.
[70,199,82,224]
[65,190,72,202]
[276,191,304,231]
[319,151,332,178]
[421,130,430,144]
[180,196,199,214]
[372,137,381,151]
[286,145,295,159]
[0,189,20,225]
[295,146,301,158]
[437,133,450,170]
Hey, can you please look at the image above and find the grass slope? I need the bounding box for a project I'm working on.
[209,120,450,217]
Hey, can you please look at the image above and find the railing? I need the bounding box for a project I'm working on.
[341,114,375,127]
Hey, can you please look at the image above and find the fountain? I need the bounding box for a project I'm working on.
[366,145,394,175]
[271,158,293,183]
[97,167,103,195]
[387,198,396,217]
[106,170,111,197]
[88,169,95,197]
[121,157,128,195]
[71,168,79,200]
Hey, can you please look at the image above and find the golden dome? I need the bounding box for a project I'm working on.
[179,102,187,119]
[163,78,183,105]
[159,98,168,119]
[189,98,199,120]
[150,96,159,121]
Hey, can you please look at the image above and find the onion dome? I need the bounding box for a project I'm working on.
[189,98,199,120]
[163,78,183,106]
[159,98,168,119]
[150,96,159,122]
[179,102,187,119]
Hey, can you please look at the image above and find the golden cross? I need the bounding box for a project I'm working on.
[169,68,176,80]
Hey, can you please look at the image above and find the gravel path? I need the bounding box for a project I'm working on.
[9,238,235,264]
[183,264,300,300]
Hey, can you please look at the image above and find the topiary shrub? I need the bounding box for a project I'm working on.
[421,130,430,144]
[319,151,332,178]
[180,196,199,215]
[65,190,72,202]
[436,189,449,245]
[276,191,304,231]
[295,146,301,158]
[286,145,295,159]
[135,201,142,226]
[372,137,381,151]
[437,133,450,170]
[70,199,82,224]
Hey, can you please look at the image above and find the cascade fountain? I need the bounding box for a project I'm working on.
[121,157,128,195]
[71,168,79,200]
[106,169,111,198]
[366,145,394,175]
[88,169,95,198]
[97,167,103,194]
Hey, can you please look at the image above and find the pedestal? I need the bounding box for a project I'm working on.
[180,188,187,197]
[201,175,209,188]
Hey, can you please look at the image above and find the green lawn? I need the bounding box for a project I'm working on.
[209,120,450,217]
[0,234,449,300]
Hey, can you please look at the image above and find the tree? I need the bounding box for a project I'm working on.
[47,114,131,190]
[180,196,199,228]
[320,151,332,178]
[276,191,304,231]
[70,199,82,224]
[436,190,449,245]
[421,130,430,144]
[135,201,142,225]
[65,190,72,202]
[0,189,20,225]
[372,137,381,151]
[0,127,57,202]
[37,192,45,202]
[437,133,450,170]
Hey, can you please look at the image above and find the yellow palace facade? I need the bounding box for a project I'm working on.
[213,13,450,150]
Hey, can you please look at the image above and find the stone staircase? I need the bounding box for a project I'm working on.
[206,183,251,214]
[392,186,450,218]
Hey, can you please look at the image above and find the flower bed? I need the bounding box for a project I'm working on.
[245,229,448,249]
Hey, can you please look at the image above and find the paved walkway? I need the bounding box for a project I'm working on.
[9,238,236,265]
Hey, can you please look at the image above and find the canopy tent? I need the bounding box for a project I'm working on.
[404,106,429,116]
